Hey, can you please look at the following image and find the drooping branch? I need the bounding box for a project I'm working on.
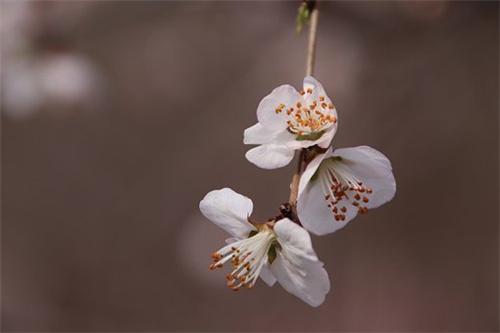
[305,3,319,77]
[288,1,319,212]
[288,149,306,206]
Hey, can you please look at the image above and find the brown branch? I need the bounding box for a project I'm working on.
[288,1,319,214]
[305,3,319,76]
[288,149,306,205]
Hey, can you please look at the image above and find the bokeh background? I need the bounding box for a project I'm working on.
[1,1,498,331]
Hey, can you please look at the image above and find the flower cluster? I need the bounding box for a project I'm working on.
[200,77,396,307]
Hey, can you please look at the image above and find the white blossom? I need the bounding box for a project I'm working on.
[199,188,330,307]
[297,146,396,235]
[244,76,338,169]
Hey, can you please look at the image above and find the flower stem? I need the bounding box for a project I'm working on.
[288,1,319,211]
[288,148,306,204]
[305,2,319,77]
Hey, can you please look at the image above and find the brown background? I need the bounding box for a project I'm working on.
[1,1,498,332]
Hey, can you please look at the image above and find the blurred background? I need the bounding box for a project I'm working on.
[1,1,498,331]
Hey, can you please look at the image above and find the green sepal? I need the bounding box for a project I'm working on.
[296,130,325,141]
[296,2,311,33]
[267,241,282,265]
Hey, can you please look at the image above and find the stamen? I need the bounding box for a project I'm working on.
[281,94,336,137]
[275,103,286,114]
[209,226,275,290]
[320,159,373,222]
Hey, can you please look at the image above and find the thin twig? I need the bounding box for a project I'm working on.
[306,5,319,76]
[288,2,319,210]
[288,149,306,205]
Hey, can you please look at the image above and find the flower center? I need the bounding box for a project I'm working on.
[209,225,276,291]
[275,93,336,138]
[320,158,373,221]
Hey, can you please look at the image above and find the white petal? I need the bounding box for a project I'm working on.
[303,76,328,98]
[333,146,396,208]
[199,188,256,238]
[271,219,331,306]
[316,125,336,148]
[271,251,330,307]
[298,148,332,196]
[245,144,295,169]
[297,146,396,235]
[257,84,301,131]
[278,76,338,150]
[259,264,277,286]
[303,80,329,111]
[274,218,318,262]
[297,149,342,236]
[298,175,352,235]
[244,123,295,146]
[243,123,278,145]
[225,237,239,244]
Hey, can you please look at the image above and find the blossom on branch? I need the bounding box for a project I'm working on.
[244,76,338,169]
[199,188,331,307]
[297,146,396,235]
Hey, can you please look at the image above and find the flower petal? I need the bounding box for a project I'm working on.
[243,123,277,145]
[259,264,277,286]
[315,126,336,149]
[298,148,332,196]
[271,256,330,307]
[245,144,295,169]
[300,76,338,148]
[297,146,396,235]
[271,218,330,307]
[199,188,256,238]
[274,218,318,262]
[333,146,396,208]
[244,123,295,145]
[257,84,301,131]
[303,76,333,112]
[298,174,352,235]
[225,237,239,244]
[270,220,331,307]
[303,76,328,98]
[298,148,343,235]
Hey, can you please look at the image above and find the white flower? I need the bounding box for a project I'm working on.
[199,188,331,307]
[244,76,338,169]
[297,146,396,235]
